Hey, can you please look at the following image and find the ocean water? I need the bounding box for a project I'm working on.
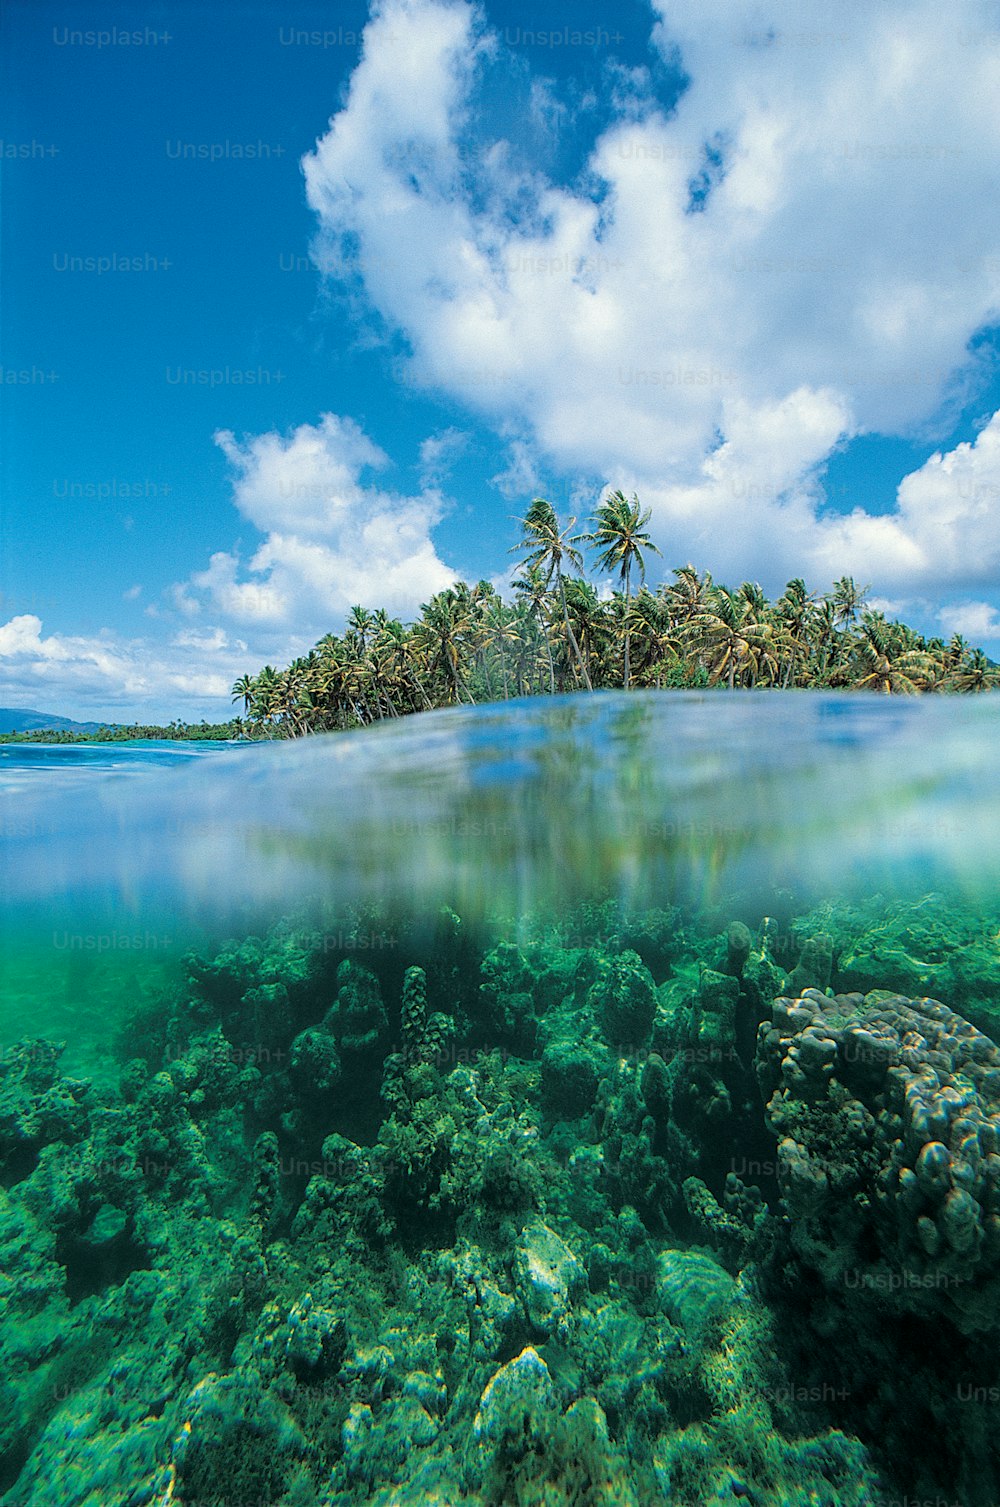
[1,694,999,1506]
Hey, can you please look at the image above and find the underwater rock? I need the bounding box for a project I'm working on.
[471,1345,557,1452]
[513,1220,586,1339]
[393,964,454,1078]
[476,1390,641,1507]
[282,1288,347,1382]
[692,968,740,1055]
[640,1050,671,1120]
[540,1041,601,1117]
[447,1242,521,1361]
[460,1096,546,1223]
[175,1371,309,1503]
[741,920,788,1014]
[682,1174,769,1271]
[757,988,1000,1330]
[795,895,1000,1041]
[654,961,763,1202]
[78,1202,128,1252]
[324,958,390,1063]
[786,932,833,996]
[341,1401,377,1489]
[656,1248,736,1343]
[0,1041,90,1184]
[240,981,295,1057]
[288,1024,341,1094]
[291,1133,392,1257]
[588,950,658,1050]
[249,1130,280,1235]
[478,942,541,1051]
[724,920,753,978]
[594,1060,679,1228]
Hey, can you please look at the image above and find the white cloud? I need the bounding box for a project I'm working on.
[489,435,547,501]
[175,413,460,630]
[938,602,1000,644]
[0,614,257,719]
[172,626,248,655]
[811,410,1000,589]
[418,427,468,486]
[300,0,1000,599]
[214,414,388,537]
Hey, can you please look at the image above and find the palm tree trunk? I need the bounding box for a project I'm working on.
[623,565,631,690]
[450,654,474,705]
[558,572,592,691]
[540,615,556,694]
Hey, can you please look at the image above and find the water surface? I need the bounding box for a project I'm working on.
[2,696,999,1507]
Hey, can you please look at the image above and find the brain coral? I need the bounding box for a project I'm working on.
[755,988,1000,1332]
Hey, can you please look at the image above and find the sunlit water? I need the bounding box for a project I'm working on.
[2,695,998,1075]
[3,695,1000,1505]
[1,740,250,1080]
[5,693,999,913]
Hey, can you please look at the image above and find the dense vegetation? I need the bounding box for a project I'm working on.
[230,495,999,738]
[0,720,243,745]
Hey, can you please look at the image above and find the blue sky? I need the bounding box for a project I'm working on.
[2,0,1000,720]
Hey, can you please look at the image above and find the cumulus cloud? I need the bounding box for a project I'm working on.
[810,410,1000,590]
[301,0,1000,597]
[938,601,1000,643]
[175,413,460,629]
[0,615,255,719]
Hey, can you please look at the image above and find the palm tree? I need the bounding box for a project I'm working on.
[510,499,593,690]
[231,673,256,716]
[413,587,475,705]
[584,490,662,689]
[832,576,870,629]
[625,586,681,687]
[381,618,434,712]
[684,587,779,689]
[478,599,521,699]
[665,565,715,631]
[563,577,609,688]
[775,578,817,688]
[347,605,375,652]
[512,564,557,694]
[851,614,937,693]
[251,665,282,735]
[810,597,839,683]
[942,634,968,673]
[941,647,1000,692]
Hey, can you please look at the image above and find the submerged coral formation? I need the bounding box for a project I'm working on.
[1,902,999,1505]
[758,987,1000,1324]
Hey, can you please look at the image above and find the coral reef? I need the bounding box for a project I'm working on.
[788,893,1000,1039]
[2,904,998,1505]
[757,986,1000,1332]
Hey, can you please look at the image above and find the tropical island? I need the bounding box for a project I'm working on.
[228,495,999,739]
[3,495,997,745]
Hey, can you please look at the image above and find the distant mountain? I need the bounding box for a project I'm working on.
[0,707,118,734]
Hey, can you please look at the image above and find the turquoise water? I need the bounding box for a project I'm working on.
[4,694,998,920]
[2,695,999,1505]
